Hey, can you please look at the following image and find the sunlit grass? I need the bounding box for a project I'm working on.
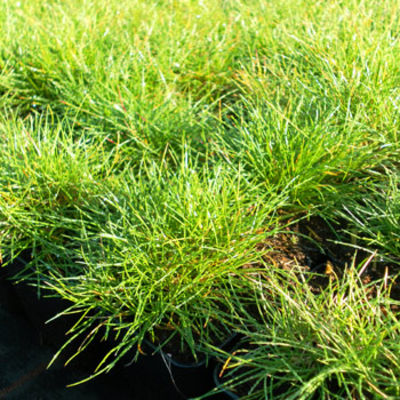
[0,0,400,395]
[202,259,400,399]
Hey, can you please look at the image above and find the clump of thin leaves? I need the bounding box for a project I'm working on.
[38,158,286,382]
[337,170,400,263]
[214,96,381,209]
[1,0,400,393]
[0,114,115,273]
[202,258,400,399]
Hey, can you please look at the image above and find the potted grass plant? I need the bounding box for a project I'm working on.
[40,158,285,384]
[0,124,286,386]
[204,257,400,400]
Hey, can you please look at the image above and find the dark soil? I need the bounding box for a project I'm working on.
[260,216,353,272]
[258,216,400,298]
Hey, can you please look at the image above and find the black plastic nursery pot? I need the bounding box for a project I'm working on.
[213,364,240,400]
[211,338,261,400]
[144,333,241,399]
[143,338,215,399]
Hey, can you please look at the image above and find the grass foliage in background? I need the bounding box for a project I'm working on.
[1,0,400,397]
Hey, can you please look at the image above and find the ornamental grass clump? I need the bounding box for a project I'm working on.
[214,86,395,213]
[1,0,400,394]
[337,169,400,264]
[0,0,250,159]
[41,159,286,382]
[0,114,114,273]
[204,259,400,399]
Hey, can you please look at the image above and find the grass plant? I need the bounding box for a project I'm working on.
[0,114,113,270]
[203,259,400,399]
[40,159,286,380]
[335,170,400,263]
[0,0,400,395]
